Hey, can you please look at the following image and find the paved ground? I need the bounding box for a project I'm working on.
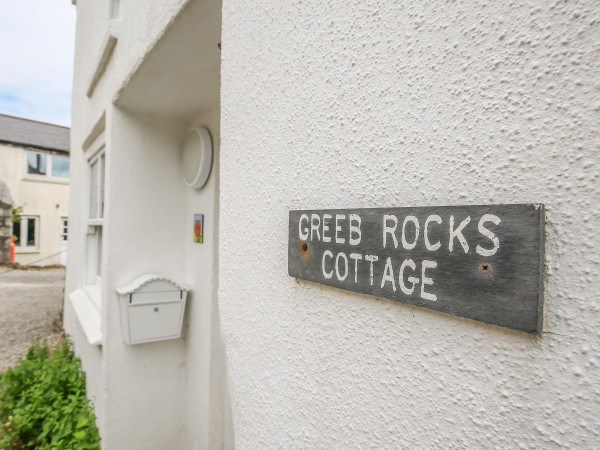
[0,267,65,373]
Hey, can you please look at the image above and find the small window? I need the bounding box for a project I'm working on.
[87,150,105,284]
[27,152,47,175]
[25,151,69,180]
[12,221,20,245]
[89,153,105,220]
[13,216,39,249]
[61,218,69,242]
[52,156,70,178]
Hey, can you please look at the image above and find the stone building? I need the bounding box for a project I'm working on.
[0,180,13,263]
[65,0,599,448]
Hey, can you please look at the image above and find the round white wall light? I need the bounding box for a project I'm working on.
[181,127,213,189]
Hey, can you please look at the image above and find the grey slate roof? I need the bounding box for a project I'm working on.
[0,114,70,152]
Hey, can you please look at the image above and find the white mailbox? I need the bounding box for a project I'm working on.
[116,274,189,345]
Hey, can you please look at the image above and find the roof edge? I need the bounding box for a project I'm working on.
[0,139,70,154]
[0,113,70,130]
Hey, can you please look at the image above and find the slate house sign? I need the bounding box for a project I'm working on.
[288,204,545,333]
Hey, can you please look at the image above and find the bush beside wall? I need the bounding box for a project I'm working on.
[0,339,100,449]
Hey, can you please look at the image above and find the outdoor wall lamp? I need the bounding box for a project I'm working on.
[181,127,213,189]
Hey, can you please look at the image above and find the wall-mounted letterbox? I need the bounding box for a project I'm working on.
[116,274,189,345]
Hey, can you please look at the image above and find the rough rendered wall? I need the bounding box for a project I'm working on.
[68,0,231,447]
[220,0,600,447]
[0,204,11,263]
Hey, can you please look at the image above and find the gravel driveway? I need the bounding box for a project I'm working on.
[0,267,65,373]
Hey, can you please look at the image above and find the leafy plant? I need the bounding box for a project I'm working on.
[10,205,23,245]
[0,339,100,449]
[10,205,23,225]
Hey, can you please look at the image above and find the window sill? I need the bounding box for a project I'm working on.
[69,287,102,346]
[15,248,40,254]
[83,283,102,312]
[22,176,69,185]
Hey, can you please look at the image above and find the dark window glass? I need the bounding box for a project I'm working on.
[12,221,21,245]
[61,219,68,242]
[26,218,36,246]
[27,152,47,175]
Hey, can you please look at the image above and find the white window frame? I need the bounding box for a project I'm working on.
[86,143,105,288]
[68,120,105,346]
[61,217,69,242]
[110,0,120,20]
[24,150,70,180]
[13,215,40,250]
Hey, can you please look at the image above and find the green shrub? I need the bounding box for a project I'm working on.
[0,339,100,449]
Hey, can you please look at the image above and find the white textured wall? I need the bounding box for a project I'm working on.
[66,1,189,441]
[220,0,600,447]
[66,0,229,448]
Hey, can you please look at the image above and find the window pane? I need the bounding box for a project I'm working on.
[99,154,105,218]
[61,218,68,241]
[110,0,120,19]
[90,160,98,219]
[52,156,70,178]
[96,227,103,276]
[26,218,36,246]
[12,220,21,245]
[27,152,47,175]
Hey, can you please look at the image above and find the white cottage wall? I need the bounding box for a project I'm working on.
[101,110,189,449]
[219,0,600,447]
[66,0,189,296]
[64,0,105,423]
[66,1,193,442]
[66,0,228,448]
[181,107,232,448]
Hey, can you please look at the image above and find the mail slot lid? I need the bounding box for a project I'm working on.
[128,302,184,344]
[129,289,182,305]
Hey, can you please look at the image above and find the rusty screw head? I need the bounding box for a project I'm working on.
[302,242,308,252]
[479,263,492,274]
